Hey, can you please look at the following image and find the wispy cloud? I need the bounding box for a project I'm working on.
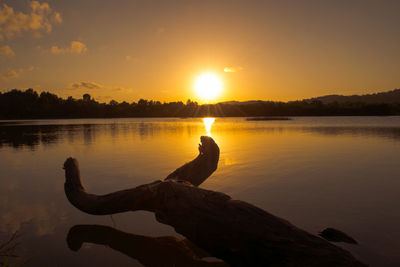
[224,66,243,73]
[0,1,62,41]
[66,82,136,102]
[1,66,36,81]
[0,45,15,57]
[50,41,87,55]
[70,81,103,90]
[2,69,21,80]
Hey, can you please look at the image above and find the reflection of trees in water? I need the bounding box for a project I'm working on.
[83,124,95,145]
[299,126,400,141]
[0,125,60,150]
[1,122,400,150]
[0,122,203,149]
[236,125,400,141]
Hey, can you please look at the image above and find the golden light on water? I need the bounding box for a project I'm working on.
[203,117,215,136]
[194,73,223,102]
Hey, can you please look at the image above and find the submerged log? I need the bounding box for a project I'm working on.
[63,136,365,266]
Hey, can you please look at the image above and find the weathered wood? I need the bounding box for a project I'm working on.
[165,136,220,186]
[63,136,365,266]
[63,136,220,214]
[319,228,358,244]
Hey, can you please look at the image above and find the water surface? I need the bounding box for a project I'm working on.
[1,117,400,266]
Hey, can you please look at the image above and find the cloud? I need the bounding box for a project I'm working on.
[70,81,103,90]
[66,82,136,102]
[224,66,243,73]
[111,87,134,92]
[69,82,131,92]
[2,69,20,80]
[52,11,62,24]
[0,1,62,40]
[1,66,36,81]
[50,41,87,55]
[0,45,15,57]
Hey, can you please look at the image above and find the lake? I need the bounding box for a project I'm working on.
[1,117,400,266]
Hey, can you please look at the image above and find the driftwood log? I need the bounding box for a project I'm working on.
[63,136,365,266]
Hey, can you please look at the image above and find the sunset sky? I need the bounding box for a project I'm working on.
[0,0,399,103]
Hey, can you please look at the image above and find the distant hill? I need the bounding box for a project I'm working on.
[219,100,273,105]
[303,89,400,104]
[219,89,400,105]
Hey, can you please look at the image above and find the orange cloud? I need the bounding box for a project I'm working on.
[2,69,20,80]
[1,66,36,81]
[50,41,87,55]
[0,45,15,57]
[0,1,62,40]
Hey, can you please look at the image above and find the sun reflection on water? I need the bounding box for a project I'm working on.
[203,117,215,136]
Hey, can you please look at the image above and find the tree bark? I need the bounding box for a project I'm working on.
[63,136,365,266]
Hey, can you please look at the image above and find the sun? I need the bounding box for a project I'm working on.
[194,73,223,102]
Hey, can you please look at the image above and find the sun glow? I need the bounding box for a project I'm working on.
[203,117,215,136]
[194,73,223,102]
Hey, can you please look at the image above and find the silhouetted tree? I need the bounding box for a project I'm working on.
[1,88,400,119]
[83,93,91,102]
[109,100,118,105]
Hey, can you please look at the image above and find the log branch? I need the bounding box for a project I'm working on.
[63,136,219,215]
[63,136,365,266]
[165,136,220,186]
[64,157,160,214]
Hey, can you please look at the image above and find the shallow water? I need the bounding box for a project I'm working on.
[1,117,400,266]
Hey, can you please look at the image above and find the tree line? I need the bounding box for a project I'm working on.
[1,88,400,119]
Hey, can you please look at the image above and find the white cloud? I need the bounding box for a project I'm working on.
[50,41,87,55]
[0,45,15,56]
[0,1,62,40]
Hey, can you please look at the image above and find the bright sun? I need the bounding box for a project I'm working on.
[194,73,223,102]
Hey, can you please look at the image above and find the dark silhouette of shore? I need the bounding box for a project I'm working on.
[1,88,400,119]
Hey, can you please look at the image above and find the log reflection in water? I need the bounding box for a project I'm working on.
[67,224,227,267]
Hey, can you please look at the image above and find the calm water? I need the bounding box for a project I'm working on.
[1,117,400,266]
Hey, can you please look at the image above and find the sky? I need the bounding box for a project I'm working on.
[0,0,399,103]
